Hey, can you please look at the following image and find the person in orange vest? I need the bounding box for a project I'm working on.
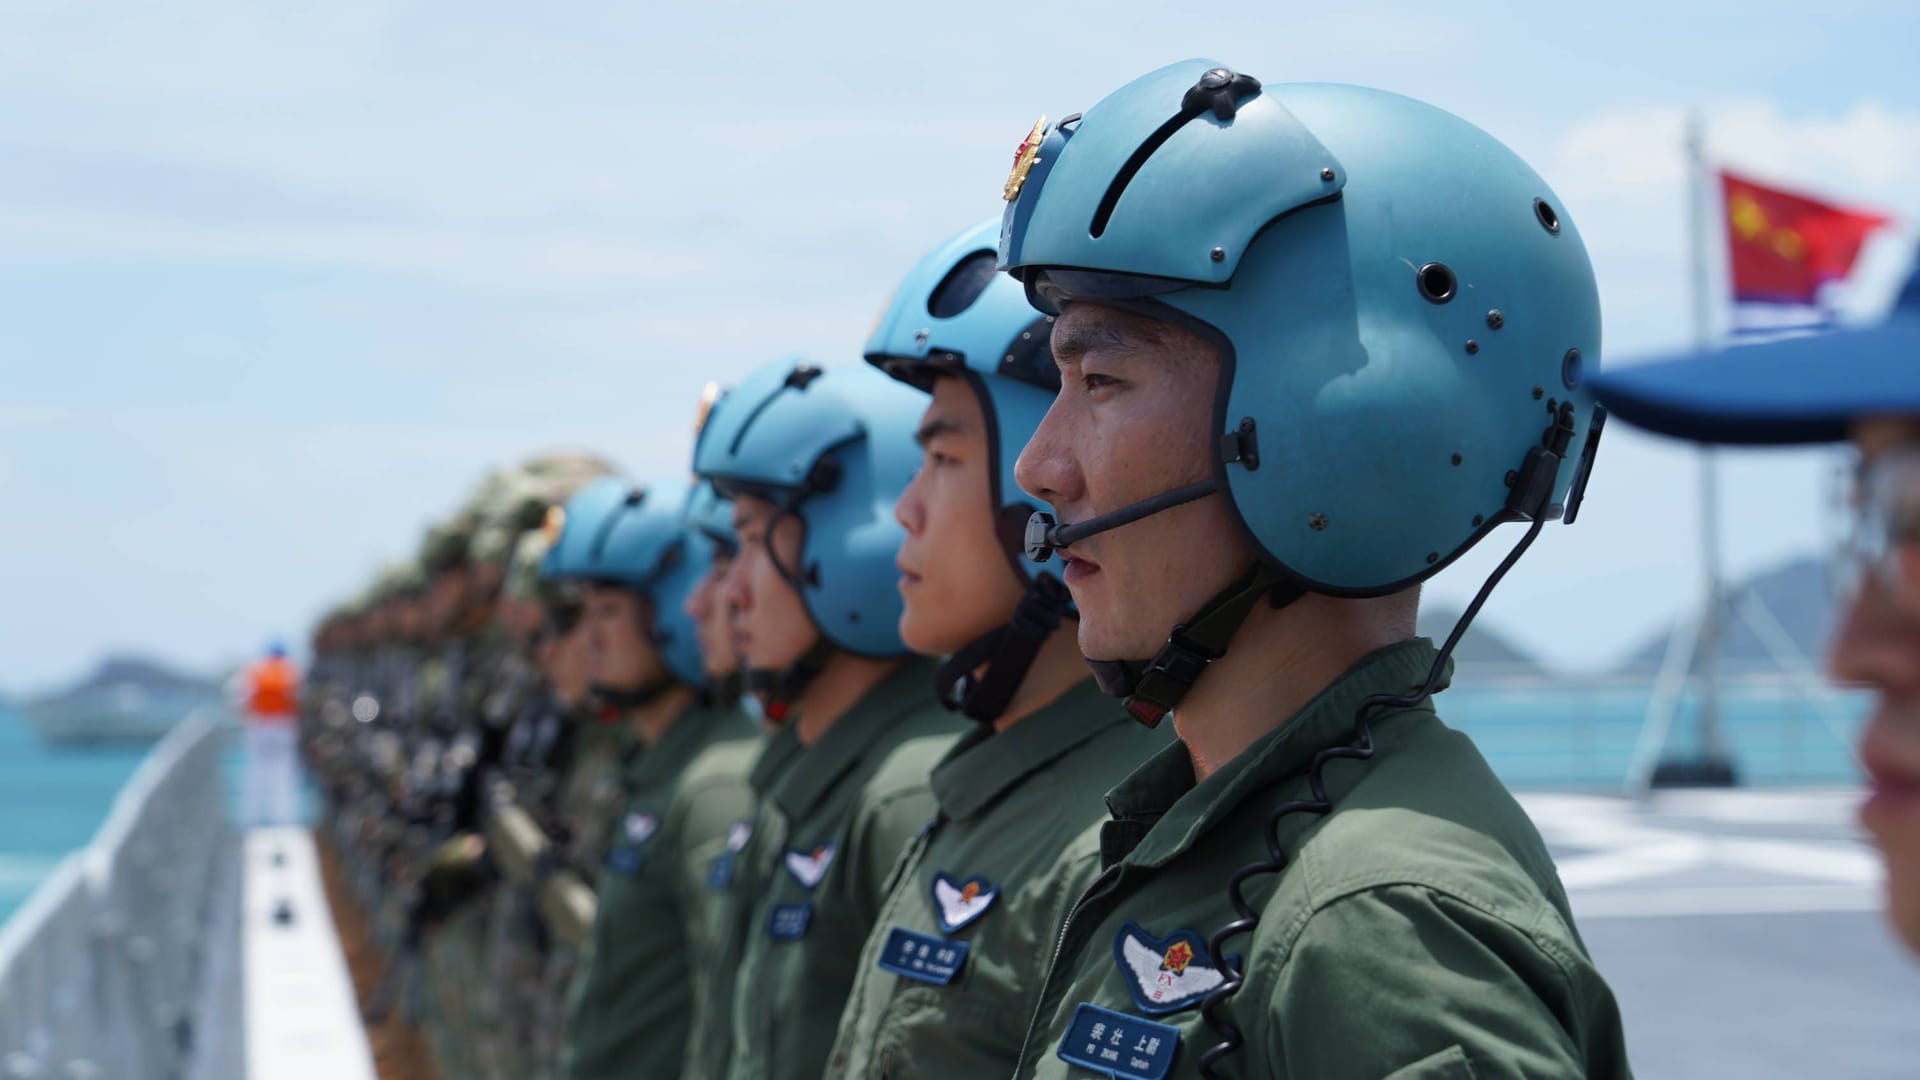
[239,642,303,826]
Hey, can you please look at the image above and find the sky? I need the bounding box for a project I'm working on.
[2,0,1917,695]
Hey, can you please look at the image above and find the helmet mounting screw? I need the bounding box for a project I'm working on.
[1464,339,1479,355]
[1531,386,1544,400]
[1210,247,1226,262]
[1320,167,1335,181]
[1451,453,1463,466]
[1308,512,1328,532]
[1486,309,1504,330]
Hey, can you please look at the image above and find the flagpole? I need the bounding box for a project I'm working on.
[1666,113,1736,785]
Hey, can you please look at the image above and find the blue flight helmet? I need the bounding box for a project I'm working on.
[867,218,1072,722]
[576,480,714,693]
[540,476,631,582]
[1000,61,1605,724]
[692,359,923,713]
[683,479,737,557]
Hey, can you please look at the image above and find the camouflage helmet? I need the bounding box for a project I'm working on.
[503,525,560,604]
[468,452,617,567]
[418,515,476,576]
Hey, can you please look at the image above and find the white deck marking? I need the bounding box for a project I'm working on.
[242,827,375,1080]
[1515,789,1885,918]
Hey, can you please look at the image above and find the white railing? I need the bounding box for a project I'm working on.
[0,710,229,1080]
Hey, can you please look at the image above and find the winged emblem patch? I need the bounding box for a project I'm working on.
[930,872,999,934]
[623,812,658,844]
[1112,922,1226,1014]
[784,843,836,889]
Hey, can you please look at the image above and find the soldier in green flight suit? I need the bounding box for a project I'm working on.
[556,478,761,1079]
[676,478,804,1080]
[993,63,1631,1078]
[824,220,1172,1079]
[692,359,967,1080]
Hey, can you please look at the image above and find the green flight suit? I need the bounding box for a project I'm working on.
[682,721,804,1080]
[724,658,966,1080]
[1012,640,1632,1080]
[561,703,759,1079]
[825,679,1174,1079]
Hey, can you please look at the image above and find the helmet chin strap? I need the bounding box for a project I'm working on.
[933,574,1073,724]
[1023,477,1303,725]
[588,676,678,713]
[745,634,836,725]
[1086,563,1304,727]
[701,671,744,709]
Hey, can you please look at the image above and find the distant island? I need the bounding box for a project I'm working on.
[1421,553,1831,683]
[20,656,227,744]
[1417,605,1553,679]
[1613,555,1833,677]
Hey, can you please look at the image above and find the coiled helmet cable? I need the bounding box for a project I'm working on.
[1195,401,1583,1077]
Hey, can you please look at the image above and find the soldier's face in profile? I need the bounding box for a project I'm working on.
[1015,302,1256,662]
[684,554,741,681]
[894,377,1026,657]
[583,584,665,692]
[543,607,595,708]
[1831,417,1920,954]
[722,495,819,676]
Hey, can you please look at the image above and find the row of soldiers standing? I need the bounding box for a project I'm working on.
[303,59,1635,1080]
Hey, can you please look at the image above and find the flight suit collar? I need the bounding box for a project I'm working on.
[1100,638,1448,870]
[749,720,804,796]
[769,657,941,822]
[622,700,733,791]
[928,679,1126,823]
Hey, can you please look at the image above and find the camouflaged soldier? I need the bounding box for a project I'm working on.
[692,359,968,1080]
[483,523,583,1080]
[824,222,1173,1079]
[402,458,614,1076]
[556,480,760,1079]
[993,62,1628,1079]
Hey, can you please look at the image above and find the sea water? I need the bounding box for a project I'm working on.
[0,680,1868,926]
[0,703,150,923]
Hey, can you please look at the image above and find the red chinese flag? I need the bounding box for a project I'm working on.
[1722,170,1888,304]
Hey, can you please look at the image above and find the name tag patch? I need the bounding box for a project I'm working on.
[875,926,969,986]
[767,902,813,940]
[604,845,644,877]
[1056,1003,1178,1080]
